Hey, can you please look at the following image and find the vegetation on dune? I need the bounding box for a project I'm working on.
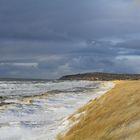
[60,72,140,81]
[57,81,140,140]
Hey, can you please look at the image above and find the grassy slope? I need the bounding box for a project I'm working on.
[58,81,140,140]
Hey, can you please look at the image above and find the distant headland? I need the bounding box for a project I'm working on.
[60,72,140,81]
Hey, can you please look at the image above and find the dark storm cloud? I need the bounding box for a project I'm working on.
[0,0,140,78]
[1,0,139,41]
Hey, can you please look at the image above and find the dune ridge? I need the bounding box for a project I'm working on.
[57,81,140,140]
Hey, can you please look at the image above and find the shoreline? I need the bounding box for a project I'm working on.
[57,80,140,140]
[56,81,115,139]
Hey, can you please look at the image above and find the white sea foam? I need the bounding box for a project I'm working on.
[0,80,114,140]
[0,80,96,97]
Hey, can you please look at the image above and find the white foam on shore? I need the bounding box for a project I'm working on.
[0,81,115,140]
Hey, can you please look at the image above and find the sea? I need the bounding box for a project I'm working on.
[0,80,114,140]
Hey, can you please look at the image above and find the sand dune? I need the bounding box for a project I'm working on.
[57,81,140,140]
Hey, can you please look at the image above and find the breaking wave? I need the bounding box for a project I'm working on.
[0,80,113,140]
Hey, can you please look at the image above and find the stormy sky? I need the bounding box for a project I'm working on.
[0,0,140,79]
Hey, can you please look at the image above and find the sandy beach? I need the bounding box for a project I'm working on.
[58,80,140,140]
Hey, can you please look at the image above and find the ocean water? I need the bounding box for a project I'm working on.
[0,80,113,140]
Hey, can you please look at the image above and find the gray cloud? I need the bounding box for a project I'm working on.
[0,0,140,79]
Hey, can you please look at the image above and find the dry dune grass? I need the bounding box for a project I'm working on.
[57,81,140,140]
